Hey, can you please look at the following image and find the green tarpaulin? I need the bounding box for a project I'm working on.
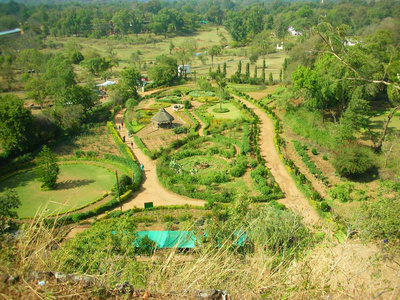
[136,231,196,249]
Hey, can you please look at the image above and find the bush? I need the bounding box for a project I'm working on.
[320,201,331,212]
[311,148,318,155]
[183,100,192,109]
[332,142,374,177]
[322,154,329,160]
[173,126,188,134]
[74,150,85,158]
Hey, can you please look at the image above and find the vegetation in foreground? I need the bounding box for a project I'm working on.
[0,0,399,298]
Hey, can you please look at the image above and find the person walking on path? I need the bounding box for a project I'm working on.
[118,125,121,131]
[121,121,124,127]
[140,164,144,172]
[131,142,133,149]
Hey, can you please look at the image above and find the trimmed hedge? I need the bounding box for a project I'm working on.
[133,136,155,159]
[107,121,136,162]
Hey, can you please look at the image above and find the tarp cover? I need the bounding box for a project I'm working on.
[95,80,116,87]
[136,231,196,249]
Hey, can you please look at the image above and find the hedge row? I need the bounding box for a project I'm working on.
[184,109,200,135]
[48,190,133,225]
[193,109,211,135]
[230,88,328,216]
[133,136,155,159]
[292,140,329,185]
[107,121,136,162]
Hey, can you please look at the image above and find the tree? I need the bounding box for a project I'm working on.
[0,189,21,232]
[209,45,221,68]
[245,62,250,81]
[316,23,400,151]
[175,38,197,78]
[148,55,177,86]
[0,94,36,155]
[37,145,60,190]
[254,65,257,78]
[60,85,98,113]
[80,57,112,76]
[236,60,242,77]
[112,9,131,37]
[216,75,227,112]
[222,62,227,78]
[269,73,274,85]
[118,66,141,100]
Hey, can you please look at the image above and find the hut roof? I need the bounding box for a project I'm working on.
[151,107,174,123]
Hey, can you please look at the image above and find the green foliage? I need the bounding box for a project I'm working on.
[133,136,155,159]
[36,145,60,190]
[0,188,21,231]
[248,206,312,255]
[54,217,139,274]
[320,201,331,212]
[356,198,400,242]
[136,235,156,256]
[0,94,37,155]
[148,55,178,86]
[332,142,374,177]
[311,148,318,155]
[173,126,188,134]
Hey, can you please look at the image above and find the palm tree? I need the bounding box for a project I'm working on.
[216,75,227,112]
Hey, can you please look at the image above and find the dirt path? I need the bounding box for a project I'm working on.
[113,109,206,210]
[234,95,320,225]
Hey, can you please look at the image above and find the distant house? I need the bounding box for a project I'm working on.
[344,38,358,47]
[178,64,190,75]
[288,26,302,36]
[276,43,284,50]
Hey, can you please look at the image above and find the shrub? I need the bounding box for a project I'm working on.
[322,155,329,160]
[183,100,192,109]
[320,201,331,212]
[311,148,318,155]
[173,126,188,134]
[332,142,374,177]
[74,150,85,158]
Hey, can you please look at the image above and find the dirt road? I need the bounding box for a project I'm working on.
[235,96,320,225]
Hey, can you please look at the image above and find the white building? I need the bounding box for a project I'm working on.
[288,26,302,36]
[178,65,190,75]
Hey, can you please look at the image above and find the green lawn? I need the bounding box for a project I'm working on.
[0,164,115,218]
[207,103,246,120]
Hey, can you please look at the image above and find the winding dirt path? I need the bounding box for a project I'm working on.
[113,109,206,210]
[235,95,320,225]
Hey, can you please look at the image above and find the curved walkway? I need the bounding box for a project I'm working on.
[113,109,206,210]
[234,95,320,225]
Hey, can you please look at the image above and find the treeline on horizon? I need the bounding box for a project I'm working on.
[0,0,399,43]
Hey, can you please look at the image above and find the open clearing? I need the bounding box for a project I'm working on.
[0,164,115,218]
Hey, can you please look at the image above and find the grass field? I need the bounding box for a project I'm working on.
[0,164,115,218]
[43,26,288,84]
[207,103,246,120]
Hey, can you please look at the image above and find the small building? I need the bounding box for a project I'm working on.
[178,64,190,75]
[288,26,302,36]
[276,43,284,50]
[151,107,174,128]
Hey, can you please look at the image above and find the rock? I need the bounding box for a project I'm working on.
[143,291,150,299]
[114,281,134,295]
[197,289,230,300]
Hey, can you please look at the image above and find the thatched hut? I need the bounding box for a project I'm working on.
[151,107,174,128]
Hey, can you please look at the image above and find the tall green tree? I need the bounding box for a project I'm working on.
[0,94,36,155]
[37,145,59,190]
[209,45,221,68]
[216,75,227,112]
[148,55,177,86]
[0,189,21,232]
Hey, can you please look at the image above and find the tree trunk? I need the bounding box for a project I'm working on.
[369,104,400,152]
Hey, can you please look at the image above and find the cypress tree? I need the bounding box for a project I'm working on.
[222,62,227,77]
[269,73,274,85]
[254,65,257,78]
